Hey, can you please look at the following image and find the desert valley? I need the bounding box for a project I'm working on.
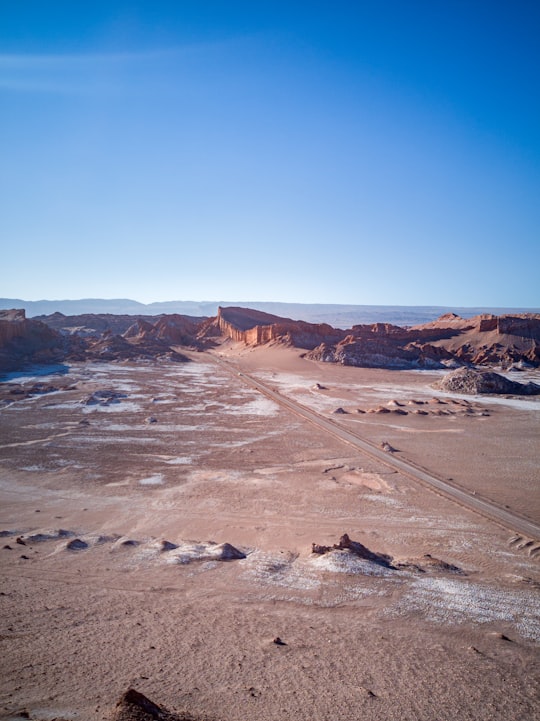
[0,305,539,721]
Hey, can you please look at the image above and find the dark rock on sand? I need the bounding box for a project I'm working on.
[435,367,540,395]
[111,688,207,721]
[66,538,88,551]
[215,542,246,560]
[160,540,179,552]
[396,554,464,575]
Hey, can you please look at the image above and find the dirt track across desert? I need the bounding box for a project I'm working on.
[211,353,540,540]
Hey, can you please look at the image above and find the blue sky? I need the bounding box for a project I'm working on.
[1,1,539,307]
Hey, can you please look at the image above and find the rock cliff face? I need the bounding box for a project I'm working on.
[412,313,540,366]
[216,306,345,349]
[0,309,27,344]
[0,309,66,372]
[306,313,540,370]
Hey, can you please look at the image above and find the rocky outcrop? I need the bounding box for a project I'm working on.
[0,309,27,344]
[152,314,203,346]
[307,333,445,369]
[435,367,540,395]
[35,312,162,337]
[412,313,540,366]
[0,309,66,372]
[216,306,347,348]
[307,312,540,369]
[0,309,197,371]
[81,331,190,363]
[311,533,394,568]
[43,312,209,363]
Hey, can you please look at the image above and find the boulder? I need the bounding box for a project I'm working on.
[435,367,540,395]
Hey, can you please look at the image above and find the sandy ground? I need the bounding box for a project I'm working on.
[1,345,539,721]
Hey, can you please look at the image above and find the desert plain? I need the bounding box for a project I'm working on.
[1,341,539,721]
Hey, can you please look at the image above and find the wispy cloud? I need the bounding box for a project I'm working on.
[0,47,181,68]
[0,41,235,95]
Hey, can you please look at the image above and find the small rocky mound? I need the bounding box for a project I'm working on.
[111,689,206,721]
[216,542,246,560]
[395,554,464,574]
[435,367,540,395]
[85,389,128,406]
[66,538,88,551]
[159,540,178,552]
[312,533,393,568]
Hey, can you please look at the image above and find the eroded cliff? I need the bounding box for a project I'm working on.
[0,309,66,372]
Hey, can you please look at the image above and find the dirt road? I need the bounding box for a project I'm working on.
[212,354,540,540]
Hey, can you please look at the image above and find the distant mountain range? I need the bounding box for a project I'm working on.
[1,298,538,328]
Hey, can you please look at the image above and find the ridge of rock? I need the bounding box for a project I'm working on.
[3,306,540,373]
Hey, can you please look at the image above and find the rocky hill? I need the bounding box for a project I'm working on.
[35,311,206,338]
[33,312,162,337]
[311,313,540,369]
[410,313,540,366]
[0,310,205,372]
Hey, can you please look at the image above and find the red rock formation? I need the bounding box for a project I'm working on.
[35,312,161,337]
[0,309,66,372]
[311,533,394,567]
[216,306,345,348]
[8,307,540,371]
[0,309,27,345]
[308,312,540,369]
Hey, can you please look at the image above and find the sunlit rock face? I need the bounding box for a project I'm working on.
[306,313,540,369]
[215,305,344,348]
[0,309,66,372]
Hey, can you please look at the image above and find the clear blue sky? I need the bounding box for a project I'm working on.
[1,1,539,306]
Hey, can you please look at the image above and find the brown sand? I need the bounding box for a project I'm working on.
[0,346,539,720]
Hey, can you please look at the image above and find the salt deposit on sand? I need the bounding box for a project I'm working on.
[1,350,539,721]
